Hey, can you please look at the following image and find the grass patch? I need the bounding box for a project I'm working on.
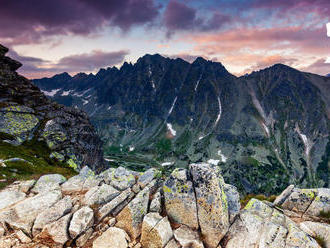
[240,193,277,208]
[0,140,77,190]
[319,210,330,220]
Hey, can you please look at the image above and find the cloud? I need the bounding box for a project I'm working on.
[164,53,217,63]
[302,58,330,75]
[163,0,231,37]
[10,49,129,78]
[0,0,160,45]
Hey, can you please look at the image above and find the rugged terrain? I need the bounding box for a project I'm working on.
[0,44,106,188]
[0,163,329,248]
[34,54,330,194]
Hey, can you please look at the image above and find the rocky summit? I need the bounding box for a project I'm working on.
[0,163,329,248]
[33,54,330,194]
[0,45,105,173]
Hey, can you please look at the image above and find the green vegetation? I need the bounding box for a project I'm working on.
[240,193,277,208]
[319,210,330,220]
[314,235,326,248]
[0,140,77,189]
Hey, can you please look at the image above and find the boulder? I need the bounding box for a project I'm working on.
[149,191,161,213]
[140,213,173,248]
[137,168,157,189]
[165,239,180,248]
[0,190,62,235]
[224,198,321,248]
[173,225,204,248]
[223,184,240,223]
[305,188,330,216]
[16,230,32,243]
[116,182,151,240]
[69,206,94,239]
[281,188,317,213]
[83,184,120,206]
[93,227,130,248]
[40,213,72,245]
[33,196,73,236]
[273,184,295,206]
[300,221,330,248]
[76,227,94,247]
[189,163,229,248]
[0,190,26,210]
[163,168,199,229]
[110,167,136,191]
[97,188,133,221]
[31,174,66,194]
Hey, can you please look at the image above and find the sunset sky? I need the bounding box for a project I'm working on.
[0,0,329,78]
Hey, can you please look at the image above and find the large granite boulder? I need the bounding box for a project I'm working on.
[93,227,130,248]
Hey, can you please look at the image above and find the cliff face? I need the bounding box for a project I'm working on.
[34,54,330,194]
[0,44,105,173]
[0,164,328,248]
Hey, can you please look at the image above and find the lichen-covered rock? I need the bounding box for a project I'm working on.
[33,196,73,236]
[115,182,152,240]
[110,167,136,191]
[224,198,321,248]
[163,168,199,229]
[137,168,157,189]
[0,45,105,171]
[223,183,240,223]
[31,174,66,194]
[0,190,26,210]
[189,163,229,248]
[0,190,62,235]
[40,213,72,245]
[149,191,161,213]
[281,188,317,213]
[300,221,330,248]
[69,206,94,239]
[83,184,120,206]
[173,225,204,248]
[140,213,173,248]
[93,227,130,248]
[273,184,295,206]
[305,188,330,216]
[97,188,133,221]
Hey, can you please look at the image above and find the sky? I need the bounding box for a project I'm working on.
[0,0,329,78]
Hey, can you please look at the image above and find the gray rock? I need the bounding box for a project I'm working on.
[33,196,73,236]
[163,168,199,229]
[189,163,229,248]
[93,227,130,248]
[0,190,62,235]
[273,184,295,206]
[305,188,330,217]
[173,225,204,248]
[69,206,94,239]
[140,213,173,248]
[281,188,317,213]
[76,227,93,247]
[83,184,120,206]
[116,182,151,239]
[31,174,66,194]
[165,239,180,248]
[0,190,26,210]
[97,188,133,221]
[110,167,136,191]
[40,213,72,245]
[224,183,240,223]
[137,168,157,189]
[300,221,330,248]
[149,191,161,213]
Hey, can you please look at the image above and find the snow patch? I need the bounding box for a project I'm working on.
[194,74,202,91]
[214,96,222,127]
[41,88,61,97]
[129,146,135,152]
[167,123,176,136]
[107,106,112,110]
[161,162,174,166]
[105,158,116,162]
[217,149,227,163]
[208,159,220,165]
[168,96,178,115]
[61,90,71,96]
[82,99,89,105]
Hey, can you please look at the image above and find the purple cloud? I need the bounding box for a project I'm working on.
[9,49,129,78]
[163,0,231,36]
[0,0,159,45]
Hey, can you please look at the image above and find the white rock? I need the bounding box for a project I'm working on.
[69,206,94,239]
[31,174,66,194]
[41,213,72,245]
[76,227,94,247]
[83,184,120,206]
[173,225,204,248]
[93,227,130,248]
[300,221,330,247]
[16,230,31,243]
[33,196,73,236]
[0,190,26,210]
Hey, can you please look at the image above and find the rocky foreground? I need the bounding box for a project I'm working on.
[0,163,329,248]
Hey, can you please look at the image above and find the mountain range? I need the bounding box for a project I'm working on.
[33,54,330,194]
